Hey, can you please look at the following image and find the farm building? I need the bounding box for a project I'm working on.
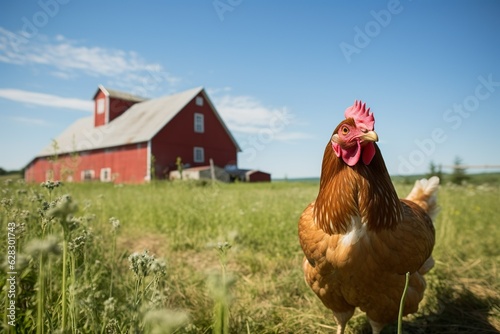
[226,168,271,182]
[24,85,242,183]
[168,165,270,183]
[169,165,230,183]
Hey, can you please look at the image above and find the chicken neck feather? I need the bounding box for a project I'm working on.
[314,142,404,235]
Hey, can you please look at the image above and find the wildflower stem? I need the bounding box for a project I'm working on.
[61,238,68,332]
[108,217,120,298]
[131,276,142,332]
[100,321,106,334]
[213,242,231,334]
[143,276,159,297]
[70,253,77,333]
[36,254,44,334]
[109,231,116,297]
[397,272,410,334]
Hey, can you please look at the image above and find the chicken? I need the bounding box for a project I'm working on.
[298,101,439,334]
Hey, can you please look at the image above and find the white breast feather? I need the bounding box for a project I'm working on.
[340,215,367,246]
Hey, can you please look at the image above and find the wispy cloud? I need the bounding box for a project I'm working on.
[0,28,180,96]
[212,91,311,141]
[274,131,312,141]
[210,91,311,163]
[0,89,93,112]
[10,116,52,126]
[206,86,233,95]
[215,95,281,131]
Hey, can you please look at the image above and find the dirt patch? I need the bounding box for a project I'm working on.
[118,232,168,257]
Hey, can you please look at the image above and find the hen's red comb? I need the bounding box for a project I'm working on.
[344,100,375,130]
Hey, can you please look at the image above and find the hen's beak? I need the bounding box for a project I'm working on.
[360,130,378,143]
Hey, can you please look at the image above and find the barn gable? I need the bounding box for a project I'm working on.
[149,89,241,177]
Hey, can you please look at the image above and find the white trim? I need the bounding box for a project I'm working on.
[100,167,112,182]
[81,169,95,181]
[194,113,204,133]
[98,84,110,97]
[195,96,204,106]
[98,85,111,125]
[145,140,152,181]
[97,98,105,114]
[105,95,110,124]
[193,146,205,163]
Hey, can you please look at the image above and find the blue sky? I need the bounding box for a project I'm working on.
[1,0,499,178]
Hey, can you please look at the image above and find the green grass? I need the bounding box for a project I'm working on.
[390,172,500,185]
[0,178,499,333]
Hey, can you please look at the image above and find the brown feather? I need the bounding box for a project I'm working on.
[315,141,403,234]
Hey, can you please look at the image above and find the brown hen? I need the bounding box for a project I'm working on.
[298,101,439,334]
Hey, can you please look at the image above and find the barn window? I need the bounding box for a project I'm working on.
[194,147,204,163]
[194,113,204,133]
[97,98,105,114]
[196,96,204,106]
[81,170,95,181]
[100,168,112,182]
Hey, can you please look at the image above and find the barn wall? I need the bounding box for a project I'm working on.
[108,97,139,123]
[247,171,271,182]
[25,143,148,184]
[151,93,238,179]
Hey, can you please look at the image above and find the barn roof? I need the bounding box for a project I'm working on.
[34,86,240,158]
[92,85,146,102]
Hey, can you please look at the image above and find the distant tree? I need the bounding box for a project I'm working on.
[450,156,469,185]
[427,161,443,181]
[0,167,6,176]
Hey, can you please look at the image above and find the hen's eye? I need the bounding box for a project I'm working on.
[341,126,349,135]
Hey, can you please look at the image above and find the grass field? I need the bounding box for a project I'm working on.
[1,177,499,333]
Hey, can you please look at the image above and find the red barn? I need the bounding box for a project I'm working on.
[246,170,271,182]
[226,168,271,182]
[24,86,241,183]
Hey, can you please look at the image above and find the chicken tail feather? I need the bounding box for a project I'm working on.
[405,176,440,220]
